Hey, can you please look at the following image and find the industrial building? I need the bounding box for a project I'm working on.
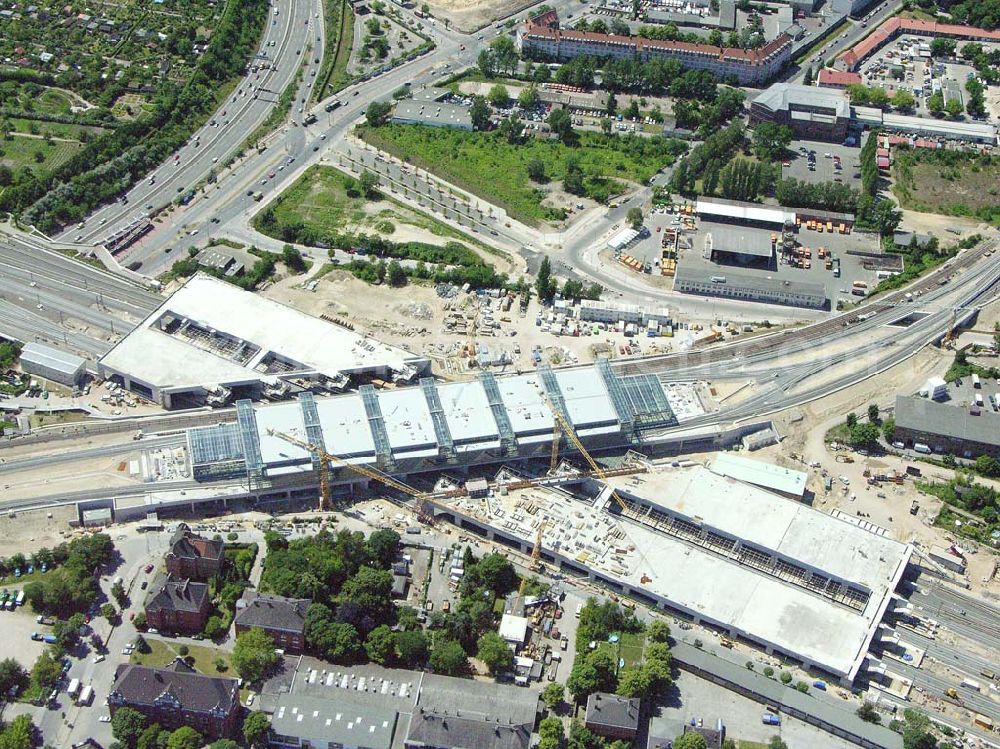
[517,10,792,85]
[836,17,1000,72]
[893,395,1000,460]
[391,99,473,131]
[98,274,429,409]
[185,361,680,483]
[706,226,774,268]
[673,266,827,310]
[710,453,808,500]
[18,342,86,387]
[264,659,540,749]
[749,83,852,142]
[422,465,912,684]
[696,198,796,229]
[577,299,672,327]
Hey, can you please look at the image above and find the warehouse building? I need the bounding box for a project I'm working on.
[19,342,86,387]
[98,274,429,409]
[673,266,827,310]
[750,83,852,142]
[893,395,1000,460]
[266,659,540,749]
[710,453,808,500]
[577,300,672,327]
[706,226,774,269]
[696,198,795,229]
[391,99,473,131]
[517,11,792,85]
[423,465,912,684]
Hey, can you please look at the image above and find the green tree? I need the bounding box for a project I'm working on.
[395,630,429,668]
[0,657,29,698]
[647,620,671,643]
[365,101,392,126]
[931,38,956,58]
[243,711,271,748]
[752,122,793,161]
[232,628,280,683]
[846,412,858,428]
[358,170,380,199]
[365,625,397,665]
[541,681,564,710]
[470,95,490,130]
[780,671,792,684]
[945,97,964,118]
[536,255,557,304]
[112,707,146,749]
[29,650,61,695]
[627,206,644,230]
[429,639,467,675]
[891,90,916,112]
[478,49,496,78]
[386,260,406,287]
[768,737,788,749]
[567,650,617,700]
[547,107,574,144]
[857,701,882,724]
[488,84,511,108]
[489,36,519,77]
[882,417,896,444]
[617,667,655,699]
[867,404,880,424]
[527,157,547,183]
[136,723,164,749]
[208,742,240,749]
[803,65,813,85]
[518,85,540,109]
[674,733,709,749]
[166,727,202,749]
[499,114,523,145]
[927,91,945,115]
[975,454,1000,477]
[538,716,564,749]
[0,714,37,749]
[563,156,585,196]
[476,631,514,674]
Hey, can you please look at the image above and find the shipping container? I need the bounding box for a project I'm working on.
[973,714,994,730]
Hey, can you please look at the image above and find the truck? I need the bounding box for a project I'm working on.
[913,443,931,454]
[31,632,58,644]
[324,100,342,112]
[15,590,24,606]
[972,373,981,389]
[303,113,317,126]
[76,685,93,706]
[762,713,782,726]
[960,678,981,691]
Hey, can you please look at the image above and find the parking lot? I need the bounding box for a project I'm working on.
[648,670,859,749]
[0,607,49,670]
[781,137,864,188]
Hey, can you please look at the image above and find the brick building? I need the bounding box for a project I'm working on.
[749,82,851,142]
[585,693,641,741]
[144,577,211,634]
[165,524,224,581]
[234,591,310,652]
[516,11,791,86]
[108,659,240,739]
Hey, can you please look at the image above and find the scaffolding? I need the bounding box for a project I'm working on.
[359,385,396,472]
[420,378,455,463]
[479,372,518,455]
[538,365,569,423]
[596,358,636,437]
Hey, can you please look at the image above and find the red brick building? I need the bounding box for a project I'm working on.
[165,525,224,581]
[109,659,240,740]
[234,591,309,652]
[144,577,211,634]
[585,693,640,741]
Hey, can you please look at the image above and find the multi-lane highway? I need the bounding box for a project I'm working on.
[62,0,324,247]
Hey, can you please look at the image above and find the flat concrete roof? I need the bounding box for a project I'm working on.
[674,266,827,301]
[439,465,911,679]
[99,274,426,392]
[710,453,807,497]
[708,226,775,258]
[697,197,795,226]
[271,693,398,749]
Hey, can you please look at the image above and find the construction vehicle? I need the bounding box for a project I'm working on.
[944,688,960,701]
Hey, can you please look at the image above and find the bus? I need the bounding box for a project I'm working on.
[15,590,24,607]
[76,685,93,706]
[972,373,981,389]
[67,679,81,698]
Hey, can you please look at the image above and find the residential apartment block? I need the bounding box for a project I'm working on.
[517,11,791,85]
[234,591,310,652]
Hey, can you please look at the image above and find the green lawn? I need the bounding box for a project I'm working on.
[592,631,647,672]
[0,135,84,175]
[738,741,769,749]
[259,164,486,245]
[359,124,686,226]
[892,150,1000,225]
[131,639,232,676]
[8,117,105,141]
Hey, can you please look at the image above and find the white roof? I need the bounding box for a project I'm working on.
[710,453,808,497]
[99,274,425,390]
[607,228,639,250]
[444,466,911,679]
[20,342,85,375]
[499,614,529,643]
[696,198,795,226]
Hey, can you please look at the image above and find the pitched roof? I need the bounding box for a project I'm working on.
[111,659,238,715]
[839,17,1000,68]
[168,527,224,562]
[406,710,532,749]
[145,577,209,614]
[817,68,862,87]
[234,590,309,633]
[585,692,641,730]
[895,395,1000,447]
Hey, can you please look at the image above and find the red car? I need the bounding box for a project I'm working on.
[129,612,135,621]
[143,564,153,573]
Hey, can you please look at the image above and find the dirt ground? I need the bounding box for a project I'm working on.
[0,504,79,558]
[896,207,986,237]
[261,270,692,378]
[424,0,524,31]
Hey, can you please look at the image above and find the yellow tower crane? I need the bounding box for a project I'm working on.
[266,428,428,514]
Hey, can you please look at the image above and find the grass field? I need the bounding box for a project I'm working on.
[0,83,76,116]
[314,0,356,100]
[131,639,232,676]
[892,150,1000,224]
[593,631,647,672]
[259,164,485,244]
[359,124,686,226]
[8,117,105,141]
[0,135,83,174]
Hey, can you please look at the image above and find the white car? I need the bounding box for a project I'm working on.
[92,655,105,664]
[245,694,255,707]
[99,715,112,723]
